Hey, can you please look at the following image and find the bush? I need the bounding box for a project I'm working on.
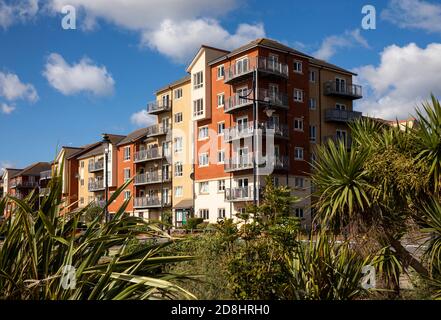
[185,218,203,230]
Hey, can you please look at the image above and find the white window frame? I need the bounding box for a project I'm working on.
[217,180,225,192]
[199,182,209,194]
[123,146,131,161]
[293,60,303,73]
[295,147,304,160]
[309,70,316,82]
[309,125,317,143]
[217,150,225,164]
[294,89,304,102]
[174,186,183,197]
[193,98,204,117]
[123,168,131,182]
[174,137,183,153]
[174,162,183,177]
[198,126,209,140]
[199,209,209,220]
[217,121,225,135]
[294,177,305,189]
[309,98,317,110]
[193,71,203,89]
[295,207,304,218]
[174,88,183,99]
[294,118,304,132]
[124,190,131,200]
[217,93,225,108]
[217,65,225,80]
[218,208,226,219]
[199,153,209,167]
[174,112,183,123]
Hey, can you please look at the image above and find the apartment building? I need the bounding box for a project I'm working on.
[108,128,148,215]
[75,135,125,212]
[184,38,362,227]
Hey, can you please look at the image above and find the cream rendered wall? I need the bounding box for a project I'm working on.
[195,177,232,224]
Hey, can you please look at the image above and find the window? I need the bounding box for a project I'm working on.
[217,122,225,135]
[311,153,317,163]
[309,98,317,110]
[295,177,305,189]
[309,125,317,142]
[309,70,316,82]
[217,93,225,108]
[199,209,209,220]
[80,179,84,186]
[174,112,183,123]
[199,182,209,194]
[174,137,183,152]
[80,161,84,168]
[218,208,226,219]
[295,147,304,160]
[198,126,209,140]
[174,88,183,99]
[217,150,225,164]
[217,179,225,192]
[174,162,183,177]
[124,190,131,200]
[175,186,183,197]
[293,60,303,73]
[193,71,203,89]
[80,197,84,205]
[336,103,346,110]
[294,118,304,131]
[123,146,131,161]
[294,89,304,102]
[138,212,144,219]
[295,208,304,218]
[193,98,204,117]
[199,153,209,167]
[238,207,247,215]
[217,65,225,79]
[123,168,131,182]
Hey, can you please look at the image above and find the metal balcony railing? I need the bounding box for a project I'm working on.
[225,93,254,113]
[146,99,172,115]
[261,122,289,139]
[258,89,289,109]
[325,109,362,123]
[133,196,172,208]
[88,160,104,173]
[225,186,255,202]
[224,155,254,172]
[225,56,289,83]
[88,180,105,192]
[146,124,169,137]
[134,171,171,185]
[224,123,254,142]
[324,81,363,99]
[39,187,50,196]
[225,89,289,113]
[40,170,52,180]
[10,181,38,188]
[134,147,167,163]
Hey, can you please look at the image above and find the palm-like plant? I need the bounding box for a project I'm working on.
[0,175,195,300]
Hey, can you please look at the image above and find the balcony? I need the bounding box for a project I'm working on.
[146,124,169,137]
[88,160,104,173]
[146,100,171,115]
[134,196,172,208]
[225,186,256,202]
[224,122,289,142]
[88,180,105,192]
[40,170,52,180]
[325,109,362,123]
[224,155,254,172]
[224,89,289,114]
[134,171,171,186]
[324,135,353,149]
[134,147,167,163]
[272,155,290,171]
[324,81,362,100]
[91,199,106,208]
[10,181,38,189]
[225,56,289,84]
[224,123,254,142]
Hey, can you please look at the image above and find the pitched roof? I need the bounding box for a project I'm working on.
[310,58,356,76]
[77,145,105,160]
[106,134,126,145]
[156,75,191,93]
[208,38,312,65]
[11,162,51,178]
[66,142,102,160]
[117,127,149,146]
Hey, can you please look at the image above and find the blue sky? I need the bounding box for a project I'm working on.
[1,0,441,170]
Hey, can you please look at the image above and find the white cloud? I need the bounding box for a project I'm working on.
[0,161,14,174]
[47,0,264,63]
[314,29,369,60]
[48,0,238,31]
[0,102,15,114]
[0,71,38,102]
[0,0,39,29]
[43,53,115,96]
[142,19,265,63]
[354,42,441,120]
[382,0,441,34]
[130,109,156,127]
